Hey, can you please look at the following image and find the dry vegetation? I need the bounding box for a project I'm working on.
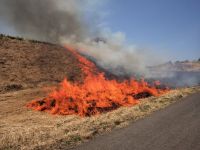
[0,86,199,150]
[0,35,200,150]
[0,34,84,94]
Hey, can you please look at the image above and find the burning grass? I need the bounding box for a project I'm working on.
[1,35,199,150]
[27,46,168,116]
[1,87,199,150]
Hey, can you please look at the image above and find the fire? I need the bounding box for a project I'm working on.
[27,46,169,116]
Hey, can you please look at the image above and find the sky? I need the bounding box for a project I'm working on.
[99,0,200,61]
[0,0,199,61]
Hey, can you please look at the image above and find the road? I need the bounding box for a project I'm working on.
[73,92,200,150]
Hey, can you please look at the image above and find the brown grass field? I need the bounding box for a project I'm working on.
[1,86,199,150]
[0,35,199,150]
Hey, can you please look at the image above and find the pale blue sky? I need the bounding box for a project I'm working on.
[100,0,200,61]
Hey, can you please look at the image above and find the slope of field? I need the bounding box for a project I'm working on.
[0,34,83,94]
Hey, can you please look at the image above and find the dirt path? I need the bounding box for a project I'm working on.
[74,92,200,150]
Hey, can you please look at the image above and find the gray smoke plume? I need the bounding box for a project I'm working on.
[0,0,158,76]
[0,0,89,43]
[0,0,199,87]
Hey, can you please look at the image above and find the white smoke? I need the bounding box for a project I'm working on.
[1,0,199,87]
[0,0,163,77]
[61,29,165,77]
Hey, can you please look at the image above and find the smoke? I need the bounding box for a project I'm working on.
[0,0,199,87]
[0,0,160,76]
[0,0,90,42]
[62,30,162,77]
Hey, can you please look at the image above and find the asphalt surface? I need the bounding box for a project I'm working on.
[73,92,200,150]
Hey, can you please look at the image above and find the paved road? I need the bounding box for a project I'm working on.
[73,92,200,150]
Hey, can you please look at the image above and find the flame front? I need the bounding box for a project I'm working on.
[27,46,168,116]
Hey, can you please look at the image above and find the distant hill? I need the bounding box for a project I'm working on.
[148,61,200,72]
[148,61,200,87]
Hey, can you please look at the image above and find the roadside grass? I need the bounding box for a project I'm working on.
[0,86,199,150]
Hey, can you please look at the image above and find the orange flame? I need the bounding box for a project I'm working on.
[27,46,169,116]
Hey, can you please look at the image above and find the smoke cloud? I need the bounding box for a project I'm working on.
[0,0,199,87]
[0,0,159,76]
[63,30,162,77]
[0,0,90,42]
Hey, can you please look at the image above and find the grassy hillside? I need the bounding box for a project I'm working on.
[0,34,83,94]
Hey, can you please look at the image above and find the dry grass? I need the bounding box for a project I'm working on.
[0,86,199,150]
[0,35,83,94]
